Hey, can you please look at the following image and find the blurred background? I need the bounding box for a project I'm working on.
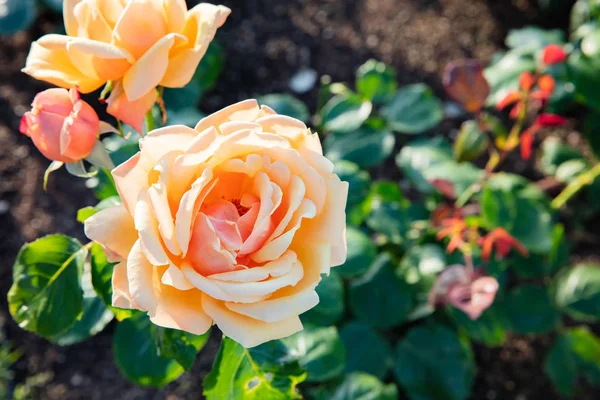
[0,0,591,399]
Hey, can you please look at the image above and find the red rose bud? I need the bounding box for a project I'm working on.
[537,113,568,127]
[542,44,568,65]
[520,127,536,160]
[443,59,491,113]
[20,88,99,163]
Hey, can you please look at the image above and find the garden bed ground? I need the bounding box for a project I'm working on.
[0,0,596,399]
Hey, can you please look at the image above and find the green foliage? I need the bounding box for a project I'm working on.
[340,322,393,379]
[337,227,376,278]
[8,235,85,338]
[555,263,600,322]
[453,120,489,162]
[50,296,113,346]
[204,337,306,399]
[308,373,398,400]
[504,284,560,334]
[321,94,373,133]
[258,94,310,123]
[282,326,346,383]
[394,324,475,400]
[113,314,188,387]
[302,271,345,326]
[349,253,414,328]
[154,328,210,371]
[356,59,397,104]
[382,84,443,134]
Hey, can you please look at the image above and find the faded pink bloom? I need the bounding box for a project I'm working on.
[429,265,499,320]
[20,88,99,162]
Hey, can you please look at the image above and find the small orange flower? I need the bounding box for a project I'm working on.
[480,227,528,261]
[437,218,468,253]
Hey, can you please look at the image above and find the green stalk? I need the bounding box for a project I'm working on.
[144,110,155,135]
[551,163,600,209]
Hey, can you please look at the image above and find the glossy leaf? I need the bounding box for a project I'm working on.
[569,50,600,111]
[340,322,393,379]
[454,120,489,162]
[309,373,398,400]
[505,27,565,52]
[349,253,413,328]
[282,326,345,383]
[77,196,121,223]
[301,270,344,326]
[449,303,508,347]
[40,0,63,12]
[321,94,372,133]
[396,136,453,193]
[356,59,397,104]
[337,227,377,279]
[510,224,569,278]
[540,137,585,176]
[333,161,371,210]
[8,235,85,338]
[394,324,475,400]
[204,338,305,399]
[50,296,113,346]
[555,263,600,322]
[113,314,185,387]
[154,327,210,371]
[324,125,395,169]
[382,84,444,134]
[504,284,560,334]
[258,94,310,123]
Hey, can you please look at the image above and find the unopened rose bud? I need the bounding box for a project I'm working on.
[542,44,568,65]
[20,88,99,163]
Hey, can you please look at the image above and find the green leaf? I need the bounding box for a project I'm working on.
[282,326,345,383]
[40,0,63,13]
[448,303,508,347]
[505,27,565,52]
[324,125,395,169]
[382,84,443,134]
[356,59,397,104]
[394,324,475,400]
[113,313,185,387]
[349,253,413,328]
[396,137,453,193]
[555,263,600,322]
[194,41,225,93]
[336,227,376,279]
[583,111,600,158]
[154,327,210,371]
[166,108,206,128]
[0,0,36,35]
[481,186,554,254]
[302,270,344,326]
[545,333,579,397]
[510,224,569,278]
[204,337,306,399]
[453,120,489,162]
[540,137,585,176]
[77,196,121,223]
[257,94,310,123]
[569,50,600,111]
[321,94,373,133]
[8,235,85,338]
[308,372,398,400]
[504,284,560,334]
[545,327,600,397]
[484,52,536,107]
[340,322,393,379]
[50,296,113,346]
[162,85,202,111]
[333,161,371,209]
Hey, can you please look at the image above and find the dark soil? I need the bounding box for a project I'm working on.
[0,0,595,399]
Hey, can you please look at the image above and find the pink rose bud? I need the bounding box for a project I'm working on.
[20,88,99,163]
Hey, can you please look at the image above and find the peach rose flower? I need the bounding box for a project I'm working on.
[20,88,99,163]
[84,100,348,347]
[23,0,230,133]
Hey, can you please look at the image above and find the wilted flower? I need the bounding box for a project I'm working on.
[20,88,99,163]
[429,265,499,320]
[443,59,490,113]
[480,227,528,261]
[23,0,231,133]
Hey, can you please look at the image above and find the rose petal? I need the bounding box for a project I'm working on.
[84,205,137,260]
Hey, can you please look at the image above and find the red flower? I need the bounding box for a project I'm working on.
[520,126,537,160]
[480,227,528,261]
[519,71,535,92]
[530,75,556,102]
[496,90,522,111]
[437,218,468,253]
[537,113,568,127]
[542,44,568,65]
